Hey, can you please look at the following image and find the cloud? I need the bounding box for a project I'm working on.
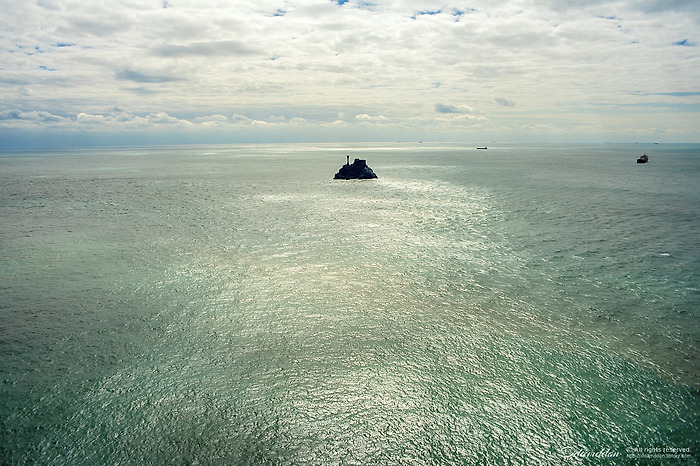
[264,9,286,17]
[634,0,700,14]
[355,113,387,120]
[495,97,516,107]
[195,114,228,127]
[231,114,253,124]
[0,109,200,129]
[196,114,228,122]
[153,40,259,58]
[435,103,475,114]
[0,109,64,123]
[633,91,700,97]
[321,119,349,127]
[77,113,109,124]
[116,69,182,83]
[1,0,699,145]
[122,87,163,95]
[145,112,193,125]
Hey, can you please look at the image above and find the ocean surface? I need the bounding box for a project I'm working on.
[1,143,698,464]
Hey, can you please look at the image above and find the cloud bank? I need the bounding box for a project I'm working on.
[1,0,699,146]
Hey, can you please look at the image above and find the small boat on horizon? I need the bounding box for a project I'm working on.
[476,147,488,150]
[637,154,648,164]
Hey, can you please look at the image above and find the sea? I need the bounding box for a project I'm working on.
[1,142,698,465]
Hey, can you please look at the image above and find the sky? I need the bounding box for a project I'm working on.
[1,0,699,148]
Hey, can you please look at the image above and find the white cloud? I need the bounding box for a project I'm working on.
[231,114,253,124]
[76,112,109,124]
[355,113,387,121]
[0,109,66,125]
[145,112,193,126]
[322,119,350,127]
[153,40,260,58]
[289,117,309,125]
[435,104,477,114]
[196,114,228,127]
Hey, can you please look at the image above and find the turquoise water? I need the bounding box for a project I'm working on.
[1,143,698,464]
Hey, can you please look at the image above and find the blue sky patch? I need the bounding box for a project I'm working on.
[411,10,442,19]
[673,39,695,46]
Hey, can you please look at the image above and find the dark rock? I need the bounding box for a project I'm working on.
[334,158,378,180]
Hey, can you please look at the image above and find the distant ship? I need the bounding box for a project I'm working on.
[476,147,488,150]
[637,154,648,164]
